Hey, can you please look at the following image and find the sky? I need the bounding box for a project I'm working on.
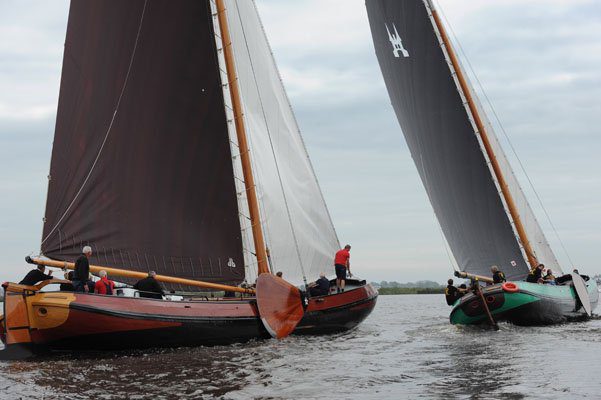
[0,0,599,285]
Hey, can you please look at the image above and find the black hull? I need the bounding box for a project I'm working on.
[295,295,378,335]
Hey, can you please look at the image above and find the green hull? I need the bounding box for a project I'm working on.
[450,280,599,326]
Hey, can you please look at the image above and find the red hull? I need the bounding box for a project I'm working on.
[1,283,378,355]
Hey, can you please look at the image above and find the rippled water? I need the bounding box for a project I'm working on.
[1,295,600,399]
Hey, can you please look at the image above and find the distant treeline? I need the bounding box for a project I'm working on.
[377,287,444,295]
[371,280,443,289]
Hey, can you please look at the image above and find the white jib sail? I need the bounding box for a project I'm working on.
[223,0,340,286]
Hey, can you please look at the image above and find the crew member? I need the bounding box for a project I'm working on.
[445,279,459,305]
[457,284,468,300]
[491,265,506,284]
[308,272,330,297]
[19,264,53,286]
[134,271,165,299]
[60,271,75,291]
[334,244,351,293]
[526,263,544,283]
[94,270,115,295]
[73,246,93,292]
[542,269,556,285]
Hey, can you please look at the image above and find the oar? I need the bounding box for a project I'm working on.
[473,280,499,331]
[26,256,254,295]
[255,273,304,339]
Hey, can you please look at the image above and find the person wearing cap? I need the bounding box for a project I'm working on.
[73,246,93,292]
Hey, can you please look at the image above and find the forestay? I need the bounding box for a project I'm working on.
[223,0,340,285]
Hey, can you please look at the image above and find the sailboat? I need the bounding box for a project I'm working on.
[366,0,597,326]
[0,0,377,359]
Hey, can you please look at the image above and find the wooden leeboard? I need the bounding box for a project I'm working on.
[572,273,592,316]
[256,274,304,339]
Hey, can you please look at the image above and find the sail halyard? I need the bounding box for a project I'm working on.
[424,0,538,271]
[215,0,269,276]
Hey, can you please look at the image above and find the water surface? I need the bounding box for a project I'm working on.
[1,295,600,399]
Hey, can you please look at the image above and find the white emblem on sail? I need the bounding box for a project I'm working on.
[227,257,236,268]
[386,23,409,58]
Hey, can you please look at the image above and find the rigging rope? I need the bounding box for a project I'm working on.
[434,0,575,268]
[42,0,149,246]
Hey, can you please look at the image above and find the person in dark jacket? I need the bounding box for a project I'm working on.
[134,271,164,299]
[445,279,468,305]
[308,273,330,297]
[491,265,506,284]
[19,265,53,286]
[526,263,544,283]
[60,271,75,291]
[73,246,93,292]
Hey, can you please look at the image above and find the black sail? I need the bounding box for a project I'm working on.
[41,0,245,288]
[366,0,528,280]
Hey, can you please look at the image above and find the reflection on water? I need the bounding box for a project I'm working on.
[1,295,600,399]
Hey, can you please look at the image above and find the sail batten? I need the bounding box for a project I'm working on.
[42,0,245,290]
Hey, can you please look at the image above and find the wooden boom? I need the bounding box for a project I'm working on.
[454,270,494,284]
[427,1,539,270]
[27,257,254,295]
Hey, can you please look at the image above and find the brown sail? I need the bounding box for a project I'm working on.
[41,0,244,289]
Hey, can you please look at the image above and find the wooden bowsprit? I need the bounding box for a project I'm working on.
[256,274,304,339]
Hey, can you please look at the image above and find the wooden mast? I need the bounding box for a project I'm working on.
[215,0,269,275]
[426,1,538,270]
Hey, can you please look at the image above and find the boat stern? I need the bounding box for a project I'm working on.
[0,282,78,359]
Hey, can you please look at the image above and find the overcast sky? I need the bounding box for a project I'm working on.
[0,0,599,285]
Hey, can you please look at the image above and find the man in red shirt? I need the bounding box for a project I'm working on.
[94,270,115,295]
[334,244,352,293]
